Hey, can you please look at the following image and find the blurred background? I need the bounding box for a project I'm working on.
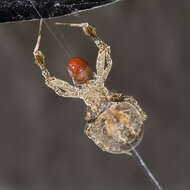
[0,0,190,189]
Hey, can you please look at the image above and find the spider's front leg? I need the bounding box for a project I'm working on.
[33,20,79,98]
[55,22,112,83]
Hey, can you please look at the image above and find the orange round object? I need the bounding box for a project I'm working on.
[67,57,93,84]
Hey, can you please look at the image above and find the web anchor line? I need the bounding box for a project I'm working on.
[29,1,163,189]
[28,0,72,59]
[129,145,163,190]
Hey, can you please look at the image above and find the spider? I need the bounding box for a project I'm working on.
[33,20,147,155]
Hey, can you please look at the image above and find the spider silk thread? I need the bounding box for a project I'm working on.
[28,1,163,190]
[28,0,72,59]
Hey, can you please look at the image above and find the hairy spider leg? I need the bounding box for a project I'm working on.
[55,22,112,83]
[33,19,79,98]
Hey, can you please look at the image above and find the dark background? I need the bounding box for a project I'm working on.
[0,0,118,23]
[0,0,189,189]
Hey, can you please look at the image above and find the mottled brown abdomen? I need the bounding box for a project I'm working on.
[85,97,147,155]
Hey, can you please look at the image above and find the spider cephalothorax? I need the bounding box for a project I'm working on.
[33,20,147,155]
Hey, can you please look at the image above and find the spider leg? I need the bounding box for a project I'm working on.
[33,19,79,98]
[102,47,112,81]
[55,22,112,83]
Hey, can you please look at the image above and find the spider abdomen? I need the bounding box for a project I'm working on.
[85,96,146,155]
